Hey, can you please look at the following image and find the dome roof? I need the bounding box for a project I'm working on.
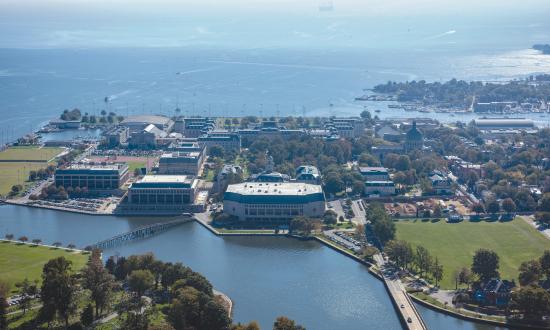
[406,121,423,141]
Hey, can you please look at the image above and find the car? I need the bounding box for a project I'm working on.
[407,317,412,323]
[400,304,404,308]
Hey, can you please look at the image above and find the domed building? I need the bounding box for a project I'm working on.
[404,121,423,152]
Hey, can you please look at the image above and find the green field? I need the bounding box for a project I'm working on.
[395,218,550,289]
[0,162,48,196]
[0,241,88,292]
[127,161,146,174]
[0,146,63,161]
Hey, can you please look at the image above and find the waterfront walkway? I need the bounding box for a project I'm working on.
[374,254,427,330]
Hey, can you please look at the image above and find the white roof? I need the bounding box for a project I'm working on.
[226,182,322,195]
[138,175,189,183]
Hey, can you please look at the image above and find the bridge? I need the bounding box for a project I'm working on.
[92,217,193,250]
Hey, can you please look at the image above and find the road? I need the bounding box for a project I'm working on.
[375,254,427,330]
[327,198,366,226]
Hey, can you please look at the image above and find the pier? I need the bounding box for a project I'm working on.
[92,217,193,250]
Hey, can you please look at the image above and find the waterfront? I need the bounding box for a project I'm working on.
[2,47,550,143]
[0,204,503,329]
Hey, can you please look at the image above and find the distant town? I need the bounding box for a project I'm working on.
[1,107,550,329]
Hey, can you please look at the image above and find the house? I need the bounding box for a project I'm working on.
[429,171,453,195]
[474,279,515,306]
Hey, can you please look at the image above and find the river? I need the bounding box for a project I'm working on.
[0,204,504,329]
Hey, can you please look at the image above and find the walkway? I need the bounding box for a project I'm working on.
[92,218,193,250]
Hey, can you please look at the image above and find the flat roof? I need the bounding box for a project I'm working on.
[138,175,190,183]
[121,115,172,126]
[63,163,127,171]
[359,167,388,173]
[226,182,322,195]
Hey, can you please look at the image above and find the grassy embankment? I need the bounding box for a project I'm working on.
[395,218,550,289]
[0,240,88,292]
[0,146,63,196]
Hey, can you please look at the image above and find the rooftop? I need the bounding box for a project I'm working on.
[226,182,322,196]
[121,115,172,126]
[137,175,191,183]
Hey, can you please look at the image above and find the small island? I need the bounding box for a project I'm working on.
[533,44,550,55]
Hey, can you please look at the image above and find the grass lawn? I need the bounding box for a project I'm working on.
[0,146,63,161]
[395,218,550,289]
[127,161,146,174]
[0,241,88,293]
[0,162,48,196]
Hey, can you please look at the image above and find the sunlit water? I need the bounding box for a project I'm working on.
[1,204,505,329]
[1,47,550,143]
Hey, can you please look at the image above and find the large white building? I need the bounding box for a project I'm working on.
[121,175,201,214]
[223,182,325,225]
[364,181,396,196]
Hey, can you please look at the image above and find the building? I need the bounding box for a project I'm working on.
[49,120,81,129]
[158,151,205,176]
[429,171,453,195]
[249,152,290,182]
[375,125,403,142]
[473,118,535,130]
[295,165,321,184]
[359,167,390,181]
[364,181,396,196]
[198,132,241,154]
[182,117,216,137]
[325,117,365,138]
[474,102,518,113]
[474,279,515,306]
[129,124,167,148]
[121,115,174,133]
[104,126,129,147]
[238,121,305,143]
[371,145,404,160]
[215,164,243,192]
[404,121,423,152]
[223,182,326,225]
[124,175,199,214]
[55,162,129,190]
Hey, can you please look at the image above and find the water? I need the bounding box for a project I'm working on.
[1,47,550,143]
[0,204,503,329]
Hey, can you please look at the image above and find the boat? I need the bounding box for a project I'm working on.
[375,110,381,113]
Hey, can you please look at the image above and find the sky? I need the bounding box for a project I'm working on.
[0,0,549,49]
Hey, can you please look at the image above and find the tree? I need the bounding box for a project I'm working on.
[16,278,38,315]
[118,296,150,330]
[40,256,77,328]
[18,236,28,243]
[231,321,261,330]
[0,280,9,330]
[209,145,225,158]
[322,210,337,225]
[501,198,516,214]
[457,267,472,290]
[486,200,500,214]
[167,286,203,330]
[432,257,444,287]
[323,174,344,194]
[32,238,42,245]
[128,270,154,297]
[81,303,94,327]
[82,249,115,318]
[273,316,306,330]
[373,217,395,245]
[414,245,433,278]
[471,203,485,215]
[471,249,500,282]
[201,300,231,330]
[518,260,542,286]
[540,250,550,280]
[385,240,413,270]
[290,217,318,236]
[4,234,13,240]
[510,285,550,320]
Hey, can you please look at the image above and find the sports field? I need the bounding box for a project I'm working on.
[0,162,47,196]
[0,241,88,292]
[395,218,550,289]
[0,146,63,161]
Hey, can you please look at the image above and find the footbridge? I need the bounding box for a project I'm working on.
[92,217,193,250]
